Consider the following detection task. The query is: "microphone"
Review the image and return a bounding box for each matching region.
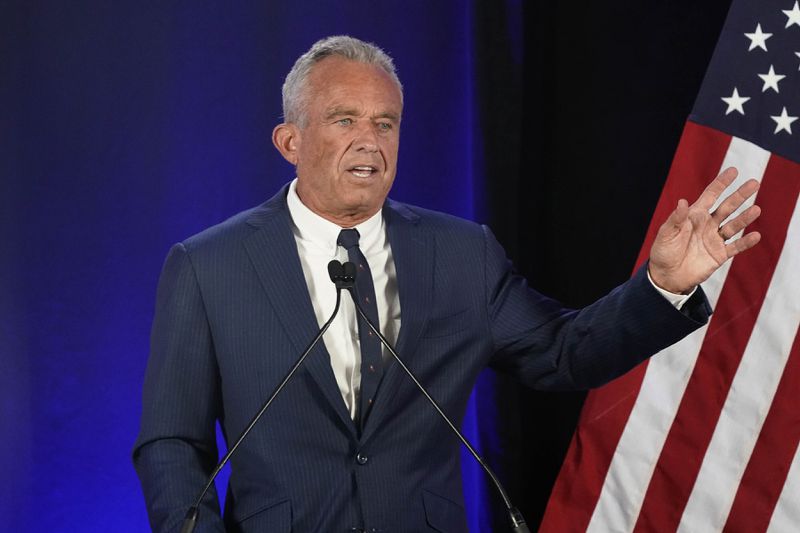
[180,260,348,533]
[328,258,355,289]
[341,261,531,533]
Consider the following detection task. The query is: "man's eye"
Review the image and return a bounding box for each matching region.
[377,122,392,131]
[337,118,353,126]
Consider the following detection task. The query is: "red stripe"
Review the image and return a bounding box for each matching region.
[539,121,731,532]
[723,327,800,533]
[633,153,800,532]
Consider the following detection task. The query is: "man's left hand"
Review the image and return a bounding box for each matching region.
[648,166,761,295]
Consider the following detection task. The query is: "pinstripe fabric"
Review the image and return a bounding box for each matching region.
[133,183,711,532]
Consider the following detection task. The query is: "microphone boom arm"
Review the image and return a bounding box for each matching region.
[180,287,344,533]
[344,284,531,533]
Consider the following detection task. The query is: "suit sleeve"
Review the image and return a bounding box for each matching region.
[132,243,225,532]
[482,225,712,390]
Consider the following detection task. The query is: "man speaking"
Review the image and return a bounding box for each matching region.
[133,36,761,532]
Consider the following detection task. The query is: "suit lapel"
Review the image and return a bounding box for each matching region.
[361,199,434,443]
[243,186,356,438]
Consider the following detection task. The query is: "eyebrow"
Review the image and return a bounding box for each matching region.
[374,111,401,122]
[324,106,359,120]
[323,107,400,122]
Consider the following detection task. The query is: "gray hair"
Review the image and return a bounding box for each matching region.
[281,35,403,126]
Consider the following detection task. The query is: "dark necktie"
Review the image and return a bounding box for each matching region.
[337,228,383,426]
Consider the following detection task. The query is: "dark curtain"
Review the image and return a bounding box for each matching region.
[1,1,730,531]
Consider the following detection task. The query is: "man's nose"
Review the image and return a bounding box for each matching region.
[353,123,379,152]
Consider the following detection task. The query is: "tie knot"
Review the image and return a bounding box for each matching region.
[337,228,361,250]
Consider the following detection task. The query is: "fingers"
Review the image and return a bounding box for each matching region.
[726,231,761,258]
[711,178,760,224]
[696,167,739,210]
[717,204,762,240]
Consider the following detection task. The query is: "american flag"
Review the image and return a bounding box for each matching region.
[540,0,800,531]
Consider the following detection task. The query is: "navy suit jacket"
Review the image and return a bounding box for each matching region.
[133,184,711,532]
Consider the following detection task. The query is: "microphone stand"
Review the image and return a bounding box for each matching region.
[180,261,350,533]
[342,262,531,533]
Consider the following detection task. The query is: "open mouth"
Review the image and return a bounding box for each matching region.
[349,166,378,178]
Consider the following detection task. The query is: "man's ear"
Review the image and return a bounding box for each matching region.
[272,123,300,165]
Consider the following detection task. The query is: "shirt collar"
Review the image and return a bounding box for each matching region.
[286,178,386,254]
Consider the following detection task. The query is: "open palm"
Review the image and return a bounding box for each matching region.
[648,167,762,294]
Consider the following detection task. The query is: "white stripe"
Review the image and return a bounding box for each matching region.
[766,441,800,533]
[678,194,800,531]
[587,136,770,532]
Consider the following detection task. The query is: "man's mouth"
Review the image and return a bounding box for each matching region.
[349,166,378,178]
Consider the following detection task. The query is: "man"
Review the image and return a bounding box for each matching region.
[133,36,761,532]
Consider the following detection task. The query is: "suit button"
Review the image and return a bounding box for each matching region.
[356,453,368,465]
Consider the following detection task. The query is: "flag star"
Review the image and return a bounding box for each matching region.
[744,23,772,51]
[758,65,785,92]
[784,1,800,28]
[721,88,750,115]
[771,107,797,134]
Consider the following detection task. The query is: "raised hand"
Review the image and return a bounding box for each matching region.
[648,167,762,294]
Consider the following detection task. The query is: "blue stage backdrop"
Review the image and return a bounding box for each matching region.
[2,2,521,531]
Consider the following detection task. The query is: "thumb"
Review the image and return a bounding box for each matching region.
[663,198,689,234]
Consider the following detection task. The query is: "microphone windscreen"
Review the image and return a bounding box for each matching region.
[343,261,357,281]
[327,260,343,282]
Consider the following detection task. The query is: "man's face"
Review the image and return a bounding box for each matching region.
[289,56,402,226]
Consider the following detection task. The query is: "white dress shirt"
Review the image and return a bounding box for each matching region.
[286,178,691,419]
[287,179,401,420]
